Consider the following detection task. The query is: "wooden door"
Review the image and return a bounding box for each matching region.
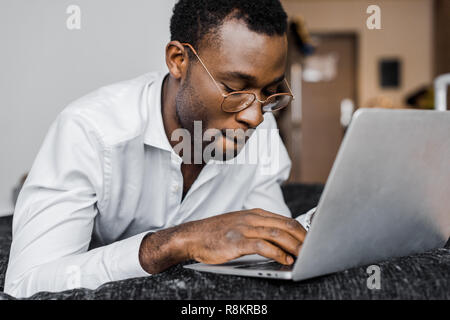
[281,33,357,184]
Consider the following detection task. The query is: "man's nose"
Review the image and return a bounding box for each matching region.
[234,100,264,129]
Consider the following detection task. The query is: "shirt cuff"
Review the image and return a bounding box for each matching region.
[295,207,317,232]
[111,231,152,280]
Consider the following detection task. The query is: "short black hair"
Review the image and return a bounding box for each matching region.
[170,0,288,52]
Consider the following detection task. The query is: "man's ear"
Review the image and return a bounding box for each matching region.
[165,41,189,80]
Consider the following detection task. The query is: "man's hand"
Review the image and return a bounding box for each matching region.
[139,208,306,274]
[182,208,306,265]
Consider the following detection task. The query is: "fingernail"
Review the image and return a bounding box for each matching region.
[287,256,294,264]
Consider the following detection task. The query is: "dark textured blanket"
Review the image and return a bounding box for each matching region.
[0,184,449,300]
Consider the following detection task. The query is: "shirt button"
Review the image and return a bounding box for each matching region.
[172,184,179,192]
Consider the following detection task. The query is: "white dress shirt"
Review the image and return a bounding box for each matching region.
[4,72,315,298]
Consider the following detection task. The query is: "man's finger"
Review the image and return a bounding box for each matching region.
[242,239,294,265]
[240,225,302,256]
[244,211,306,243]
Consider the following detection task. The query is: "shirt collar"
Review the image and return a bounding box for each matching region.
[142,73,242,173]
[143,73,228,171]
[143,73,225,193]
[144,72,174,152]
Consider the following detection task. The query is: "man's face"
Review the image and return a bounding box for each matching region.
[175,18,288,158]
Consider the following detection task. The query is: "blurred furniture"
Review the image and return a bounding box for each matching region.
[434,73,450,111]
[434,0,450,110]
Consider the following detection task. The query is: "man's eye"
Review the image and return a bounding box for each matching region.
[264,88,278,96]
[264,83,282,96]
[222,83,240,93]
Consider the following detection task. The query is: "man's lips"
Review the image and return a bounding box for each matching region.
[220,129,251,144]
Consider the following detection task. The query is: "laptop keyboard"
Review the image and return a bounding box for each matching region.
[234,260,294,272]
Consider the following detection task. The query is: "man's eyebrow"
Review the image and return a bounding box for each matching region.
[221,71,285,87]
[222,71,257,83]
[267,73,286,87]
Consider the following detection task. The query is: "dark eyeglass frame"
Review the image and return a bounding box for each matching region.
[181,42,294,113]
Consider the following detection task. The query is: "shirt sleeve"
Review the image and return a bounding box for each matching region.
[4,110,150,298]
[295,207,317,231]
[243,113,292,218]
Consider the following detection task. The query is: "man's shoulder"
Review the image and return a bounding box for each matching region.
[61,72,163,146]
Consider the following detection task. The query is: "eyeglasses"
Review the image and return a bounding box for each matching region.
[181,43,294,113]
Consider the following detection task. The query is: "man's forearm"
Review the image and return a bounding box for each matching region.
[138,225,191,274]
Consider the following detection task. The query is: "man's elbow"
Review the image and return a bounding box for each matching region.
[4,273,29,298]
[4,265,45,299]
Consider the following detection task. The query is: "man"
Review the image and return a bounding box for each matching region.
[5,0,313,298]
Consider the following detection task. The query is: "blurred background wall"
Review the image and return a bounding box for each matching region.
[279,0,449,184]
[281,0,434,110]
[0,0,176,216]
[0,0,449,214]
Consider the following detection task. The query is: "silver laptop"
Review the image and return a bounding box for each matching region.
[184,108,450,281]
